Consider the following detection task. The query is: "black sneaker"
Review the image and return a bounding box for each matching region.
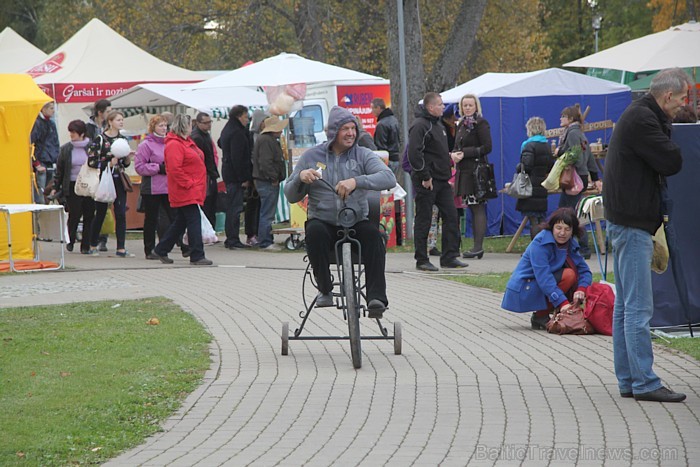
[98,241,108,252]
[66,243,74,252]
[440,258,468,269]
[367,299,386,319]
[428,247,441,257]
[315,292,334,307]
[416,261,439,272]
[634,386,686,402]
[190,258,213,266]
[154,252,174,264]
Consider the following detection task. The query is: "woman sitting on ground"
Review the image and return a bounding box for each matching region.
[501,207,592,330]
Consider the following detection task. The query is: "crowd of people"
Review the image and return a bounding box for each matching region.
[31,67,694,403]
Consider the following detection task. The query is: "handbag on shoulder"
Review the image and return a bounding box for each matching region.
[505,167,532,199]
[473,157,498,200]
[117,167,134,193]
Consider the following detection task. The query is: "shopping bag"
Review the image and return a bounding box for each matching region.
[541,157,567,191]
[504,169,532,199]
[74,162,100,198]
[651,223,669,273]
[100,207,115,235]
[183,206,219,245]
[559,165,575,191]
[94,166,117,203]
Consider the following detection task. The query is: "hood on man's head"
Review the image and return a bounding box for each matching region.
[325,106,357,146]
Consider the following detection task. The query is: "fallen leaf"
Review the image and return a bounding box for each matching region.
[31,371,36,377]
[91,447,102,452]
[147,318,160,325]
[27,392,32,397]
[41,351,50,355]
[16,452,25,458]
[60,372,71,377]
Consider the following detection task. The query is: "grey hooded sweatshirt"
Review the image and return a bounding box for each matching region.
[284,106,396,226]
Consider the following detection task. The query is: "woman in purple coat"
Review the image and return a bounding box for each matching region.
[135,115,188,259]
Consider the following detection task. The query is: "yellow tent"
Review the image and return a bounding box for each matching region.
[0,74,52,260]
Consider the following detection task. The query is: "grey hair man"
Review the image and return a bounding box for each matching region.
[604,67,692,403]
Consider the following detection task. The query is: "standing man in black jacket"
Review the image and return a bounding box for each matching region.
[219,105,253,249]
[371,98,400,176]
[407,92,468,271]
[191,112,220,228]
[604,68,691,403]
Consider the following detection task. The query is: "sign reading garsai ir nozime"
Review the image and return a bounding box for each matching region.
[37,82,147,103]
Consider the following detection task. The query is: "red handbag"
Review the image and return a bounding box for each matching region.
[546,300,595,335]
[583,282,615,335]
[559,165,575,191]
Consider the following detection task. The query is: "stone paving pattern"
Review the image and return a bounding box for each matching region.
[2,239,699,466]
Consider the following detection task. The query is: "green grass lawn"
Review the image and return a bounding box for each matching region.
[0,298,211,466]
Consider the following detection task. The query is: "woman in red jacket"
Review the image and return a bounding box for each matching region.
[153,114,212,266]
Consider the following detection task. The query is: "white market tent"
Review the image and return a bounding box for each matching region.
[0,27,46,73]
[564,21,700,72]
[25,18,208,140]
[106,83,268,118]
[439,68,631,237]
[189,52,384,89]
[28,18,207,103]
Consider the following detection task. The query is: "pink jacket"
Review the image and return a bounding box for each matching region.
[135,133,168,195]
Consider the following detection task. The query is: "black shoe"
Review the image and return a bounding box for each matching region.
[190,258,213,266]
[620,391,633,398]
[66,243,74,252]
[634,386,686,402]
[440,258,468,269]
[181,249,191,258]
[225,242,249,250]
[315,292,334,307]
[531,313,550,330]
[416,261,439,272]
[98,241,108,252]
[146,252,160,260]
[428,247,441,257]
[462,249,484,259]
[367,299,386,319]
[154,252,174,264]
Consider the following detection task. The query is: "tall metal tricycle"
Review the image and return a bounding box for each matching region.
[281,186,401,369]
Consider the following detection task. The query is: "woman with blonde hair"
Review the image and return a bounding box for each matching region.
[87,110,133,257]
[153,114,212,266]
[453,93,493,259]
[135,114,190,259]
[516,116,555,239]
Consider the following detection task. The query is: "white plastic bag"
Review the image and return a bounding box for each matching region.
[74,162,100,198]
[184,206,219,245]
[94,166,117,203]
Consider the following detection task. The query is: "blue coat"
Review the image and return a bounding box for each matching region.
[501,230,592,312]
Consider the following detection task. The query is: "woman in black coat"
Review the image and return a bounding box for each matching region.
[516,117,555,239]
[453,93,493,259]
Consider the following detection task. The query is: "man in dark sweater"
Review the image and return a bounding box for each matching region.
[407,92,467,271]
[191,112,220,228]
[604,68,691,403]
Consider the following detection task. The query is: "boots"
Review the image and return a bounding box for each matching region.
[530,312,551,330]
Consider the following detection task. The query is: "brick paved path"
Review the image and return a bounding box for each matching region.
[2,241,698,466]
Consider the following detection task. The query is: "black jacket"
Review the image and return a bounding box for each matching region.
[374,108,400,160]
[453,116,492,197]
[407,105,452,182]
[516,140,554,213]
[218,118,253,184]
[30,115,60,165]
[603,94,682,234]
[191,126,220,181]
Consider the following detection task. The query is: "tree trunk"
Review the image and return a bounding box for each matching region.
[426,0,488,92]
[294,0,326,61]
[386,0,425,145]
[687,0,697,21]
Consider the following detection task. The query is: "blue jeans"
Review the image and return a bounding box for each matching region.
[255,180,278,248]
[607,222,662,395]
[225,182,245,246]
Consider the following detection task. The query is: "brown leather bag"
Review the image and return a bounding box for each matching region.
[546,300,595,335]
[559,165,575,191]
[118,167,134,193]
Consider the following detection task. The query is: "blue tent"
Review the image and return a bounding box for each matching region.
[441,68,631,236]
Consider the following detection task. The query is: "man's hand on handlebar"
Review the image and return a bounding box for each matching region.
[300,168,322,184]
[335,178,357,200]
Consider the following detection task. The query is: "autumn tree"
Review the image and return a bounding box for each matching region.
[649,0,698,30]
